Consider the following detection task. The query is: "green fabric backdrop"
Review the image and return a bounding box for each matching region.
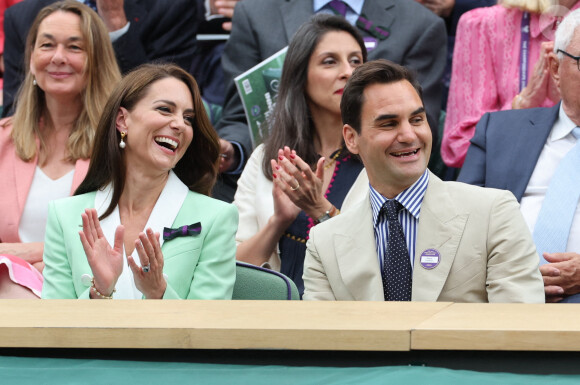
[1,356,579,385]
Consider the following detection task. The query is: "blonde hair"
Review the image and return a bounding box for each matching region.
[11,0,121,163]
[501,0,556,14]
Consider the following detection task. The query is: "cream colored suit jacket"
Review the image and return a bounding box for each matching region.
[303,171,545,303]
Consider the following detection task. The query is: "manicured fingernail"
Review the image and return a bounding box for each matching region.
[290,154,295,159]
[279,156,284,160]
[273,173,277,178]
[275,165,280,170]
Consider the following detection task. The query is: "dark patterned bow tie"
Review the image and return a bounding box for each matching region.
[163,222,201,241]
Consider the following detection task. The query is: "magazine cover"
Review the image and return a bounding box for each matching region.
[234,47,288,148]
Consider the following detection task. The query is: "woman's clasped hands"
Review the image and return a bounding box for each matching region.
[79,209,167,299]
[271,146,332,223]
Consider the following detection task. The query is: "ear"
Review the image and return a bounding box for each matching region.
[29,55,36,77]
[116,107,129,133]
[549,52,561,91]
[343,124,360,155]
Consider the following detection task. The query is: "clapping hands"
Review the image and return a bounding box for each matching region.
[79,209,167,299]
[271,146,332,221]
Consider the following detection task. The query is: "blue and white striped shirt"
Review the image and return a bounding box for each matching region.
[369,171,429,271]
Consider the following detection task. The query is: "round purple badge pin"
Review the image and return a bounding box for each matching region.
[420,249,440,269]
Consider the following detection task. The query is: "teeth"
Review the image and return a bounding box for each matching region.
[392,149,419,157]
[154,137,178,150]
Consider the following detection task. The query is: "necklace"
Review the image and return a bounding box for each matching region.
[323,147,343,170]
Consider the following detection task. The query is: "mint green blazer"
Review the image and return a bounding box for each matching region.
[42,190,238,300]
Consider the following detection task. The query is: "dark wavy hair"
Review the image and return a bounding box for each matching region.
[75,63,220,220]
[261,14,367,179]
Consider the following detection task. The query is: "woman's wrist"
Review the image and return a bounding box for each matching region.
[90,277,115,299]
[306,200,333,221]
[144,281,167,300]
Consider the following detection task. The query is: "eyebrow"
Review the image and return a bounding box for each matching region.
[39,33,83,41]
[316,50,363,58]
[374,106,425,123]
[154,99,194,114]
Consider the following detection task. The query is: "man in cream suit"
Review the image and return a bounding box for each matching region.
[302,60,545,303]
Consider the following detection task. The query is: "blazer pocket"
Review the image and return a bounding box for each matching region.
[162,237,202,262]
[163,248,202,292]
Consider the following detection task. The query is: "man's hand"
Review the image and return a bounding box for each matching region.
[96,0,128,32]
[213,0,241,31]
[540,252,580,302]
[218,138,239,173]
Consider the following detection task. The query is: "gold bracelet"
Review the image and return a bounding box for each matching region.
[91,278,115,299]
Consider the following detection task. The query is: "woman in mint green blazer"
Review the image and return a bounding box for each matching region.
[42,64,238,300]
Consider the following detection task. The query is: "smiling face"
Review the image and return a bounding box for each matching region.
[29,11,87,100]
[344,80,432,198]
[117,77,195,176]
[305,30,364,119]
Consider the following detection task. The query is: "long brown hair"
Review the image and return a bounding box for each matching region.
[261,14,367,180]
[11,0,120,162]
[75,63,220,220]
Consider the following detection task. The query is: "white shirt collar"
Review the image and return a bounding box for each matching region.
[551,103,578,142]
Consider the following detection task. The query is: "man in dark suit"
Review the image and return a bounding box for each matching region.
[458,9,580,303]
[3,0,201,116]
[214,0,447,202]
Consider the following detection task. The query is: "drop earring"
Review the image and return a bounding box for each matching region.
[32,78,37,86]
[119,131,127,149]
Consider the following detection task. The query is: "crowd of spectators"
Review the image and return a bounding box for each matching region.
[1,0,580,305]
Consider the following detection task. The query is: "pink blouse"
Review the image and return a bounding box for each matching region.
[441,4,579,168]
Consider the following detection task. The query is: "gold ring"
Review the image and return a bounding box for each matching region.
[290,180,300,191]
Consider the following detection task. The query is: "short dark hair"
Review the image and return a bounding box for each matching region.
[341,59,423,133]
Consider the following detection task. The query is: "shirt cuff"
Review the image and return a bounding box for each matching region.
[224,141,245,175]
[109,21,131,43]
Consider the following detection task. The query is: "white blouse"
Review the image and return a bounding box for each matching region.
[19,167,74,243]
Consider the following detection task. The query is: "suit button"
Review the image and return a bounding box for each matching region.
[81,274,92,287]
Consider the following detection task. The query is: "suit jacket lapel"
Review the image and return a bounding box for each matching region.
[333,195,384,300]
[281,0,314,42]
[412,173,468,302]
[13,154,36,219]
[145,172,188,249]
[70,158,90,194]
[507,103,559,200]
[360,0,395,33]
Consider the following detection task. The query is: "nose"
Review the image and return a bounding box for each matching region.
[51,44,66,65]
[169,115,187,131]
[339,60,355,79]
[396,121,418,143]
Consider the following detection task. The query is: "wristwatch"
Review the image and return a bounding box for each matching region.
[314,205,339,224]
[316,209,332,224]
